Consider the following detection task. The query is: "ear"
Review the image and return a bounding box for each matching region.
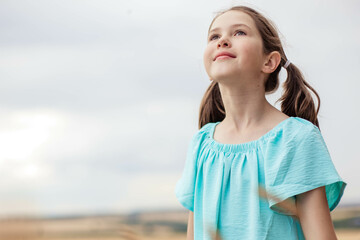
[262,51,281,74]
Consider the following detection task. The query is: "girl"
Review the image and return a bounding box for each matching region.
[175,5,347,240]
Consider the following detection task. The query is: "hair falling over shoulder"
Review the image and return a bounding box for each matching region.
[198,6,320,130]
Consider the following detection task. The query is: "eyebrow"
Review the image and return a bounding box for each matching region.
[209,23,251,34]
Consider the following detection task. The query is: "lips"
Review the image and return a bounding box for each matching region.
[214,51,236,61]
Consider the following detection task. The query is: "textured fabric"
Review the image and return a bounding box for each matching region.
[175,116,347,240]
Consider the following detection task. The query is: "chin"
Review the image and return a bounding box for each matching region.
[210,71,239,82]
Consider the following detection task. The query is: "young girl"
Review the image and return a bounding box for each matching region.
[175,5,347,240]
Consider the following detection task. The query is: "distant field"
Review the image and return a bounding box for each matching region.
[1,206,359,239]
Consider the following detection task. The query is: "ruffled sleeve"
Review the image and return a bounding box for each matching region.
[174,128,205,212]
[263,123,347,216]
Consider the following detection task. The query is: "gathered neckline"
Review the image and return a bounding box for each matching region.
[207,117,295,153]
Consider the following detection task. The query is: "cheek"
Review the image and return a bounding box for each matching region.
[248,41,263,59]
[203,46,213,72]
[237,41,263,66]
[240,42,256,56]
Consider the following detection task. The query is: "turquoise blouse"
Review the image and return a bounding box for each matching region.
[175,117,346,239]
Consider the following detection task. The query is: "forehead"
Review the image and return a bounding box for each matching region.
[210,10,256,32]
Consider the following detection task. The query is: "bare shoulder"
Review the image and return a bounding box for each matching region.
[265,108,290,127]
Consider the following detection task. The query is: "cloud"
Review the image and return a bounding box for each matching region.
[0,0,359,215]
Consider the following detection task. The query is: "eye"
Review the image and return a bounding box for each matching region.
[235,30,246,36]
[209,34,219,41]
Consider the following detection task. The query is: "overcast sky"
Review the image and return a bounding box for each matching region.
[0,0,359,217]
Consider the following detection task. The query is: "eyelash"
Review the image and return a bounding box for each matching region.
[209,30,246,41]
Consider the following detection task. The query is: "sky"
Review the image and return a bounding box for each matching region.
[0,0,359,217]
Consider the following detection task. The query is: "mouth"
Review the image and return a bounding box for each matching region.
[214,52,236,61]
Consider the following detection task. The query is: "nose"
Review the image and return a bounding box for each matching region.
[217,37,231,48]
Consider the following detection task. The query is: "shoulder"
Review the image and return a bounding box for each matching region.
[291,116,318,128]
[267,117,321,148]
[264,117,329,164]
[199,121,216,133]
[188,121,216,145]
[284,117,319,138]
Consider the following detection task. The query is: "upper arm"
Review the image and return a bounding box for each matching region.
[187,210,194,240]
[296,186,338,240]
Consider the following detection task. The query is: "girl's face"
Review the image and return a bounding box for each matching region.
[203,10,265,82]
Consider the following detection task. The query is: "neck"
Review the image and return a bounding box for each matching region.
[218,80,274,131]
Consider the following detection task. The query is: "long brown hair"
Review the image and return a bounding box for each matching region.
[198,6,320,130]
